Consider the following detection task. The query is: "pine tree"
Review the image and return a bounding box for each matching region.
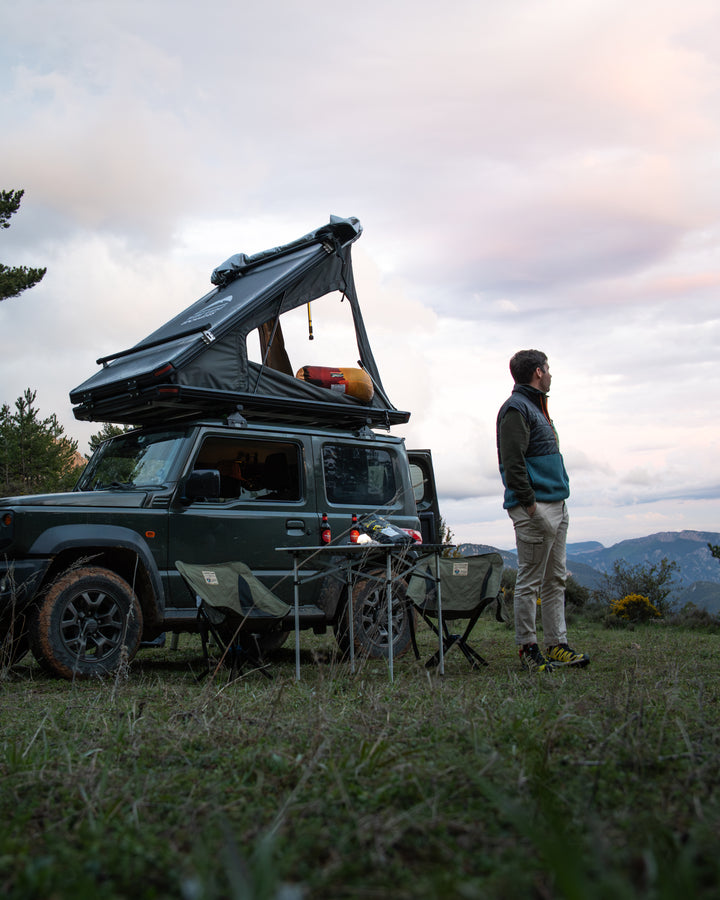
[0,389,84,496]
[0,189,47,301]
[88,423,133,455]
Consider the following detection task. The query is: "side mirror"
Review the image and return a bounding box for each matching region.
[182,469,221,502]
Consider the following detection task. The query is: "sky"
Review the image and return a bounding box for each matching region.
[2,0,720,550]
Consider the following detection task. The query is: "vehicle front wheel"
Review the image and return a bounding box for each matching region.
[30,567,143,679]
[334,572,414,659]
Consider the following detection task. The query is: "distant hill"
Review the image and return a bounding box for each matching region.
[459,543,518,569]
[566,541,604,554]
[458,530,720,611]
[670,581,720,614]
[566,531,720,585]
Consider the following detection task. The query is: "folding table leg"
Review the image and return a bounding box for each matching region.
[434,550,445,675]
[386,551,394,682]
[346,558,355,674]
[293,555,301,681]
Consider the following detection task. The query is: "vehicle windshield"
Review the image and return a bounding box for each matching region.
[76,429,189,490]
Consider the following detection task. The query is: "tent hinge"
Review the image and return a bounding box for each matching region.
[227,408,248,429]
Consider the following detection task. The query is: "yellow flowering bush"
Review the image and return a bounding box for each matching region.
[610,593,661,623]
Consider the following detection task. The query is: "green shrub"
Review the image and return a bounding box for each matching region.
[591,557,679,616]
[668,602,720,632]
[565,575,589,609]
[609,593,661,623]
[602,612,633,630]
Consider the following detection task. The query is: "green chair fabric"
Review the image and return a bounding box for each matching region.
[407,553,504,670]
[407,553,504,616]
[175,560,291,620]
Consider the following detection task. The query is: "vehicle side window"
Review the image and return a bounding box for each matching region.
[192,437,302,502]
[409,462,427,504]
[323,444,397,506]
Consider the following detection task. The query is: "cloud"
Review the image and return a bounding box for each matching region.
[2,0,720,548]
[3,70,209,245]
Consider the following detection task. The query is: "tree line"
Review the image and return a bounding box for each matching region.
[0,389,85,496]
[0,389,128,497]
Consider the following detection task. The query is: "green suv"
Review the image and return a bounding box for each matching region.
[0,215,442,678]
[0,417,439,678]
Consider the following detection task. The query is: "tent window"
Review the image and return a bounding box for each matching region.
[247,292,362,374]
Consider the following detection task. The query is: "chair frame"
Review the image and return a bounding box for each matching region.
[196,598,275,679]
[409,554,503,671]
[411,595,498,669]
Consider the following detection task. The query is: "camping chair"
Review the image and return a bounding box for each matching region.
[175,560,292,679]
[407,553,504,670]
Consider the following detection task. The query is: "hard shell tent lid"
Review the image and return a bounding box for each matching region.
[70,216,410,428]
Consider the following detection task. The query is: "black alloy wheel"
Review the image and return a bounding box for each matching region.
[334,571,414,659]
[30,566,143,679]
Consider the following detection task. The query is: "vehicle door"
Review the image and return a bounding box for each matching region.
[315,436,420,536]
[408,449,442,544]
[166,430,314,609]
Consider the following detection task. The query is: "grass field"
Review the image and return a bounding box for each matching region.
[1,616,719,899]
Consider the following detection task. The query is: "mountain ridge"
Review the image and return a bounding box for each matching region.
[458,529,720,611]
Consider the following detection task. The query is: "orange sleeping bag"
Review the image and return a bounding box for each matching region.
[296,366,374,403]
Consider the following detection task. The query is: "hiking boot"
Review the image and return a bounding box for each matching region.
[545,643,590,668]
[519,643,554,673]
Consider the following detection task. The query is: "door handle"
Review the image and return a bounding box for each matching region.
[285,519,306,533]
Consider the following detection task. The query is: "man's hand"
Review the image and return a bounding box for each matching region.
[525,503,537,516]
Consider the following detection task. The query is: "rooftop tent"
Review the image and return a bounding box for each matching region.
[70,216,410,428]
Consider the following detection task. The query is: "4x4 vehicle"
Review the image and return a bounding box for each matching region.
[0,215,443,678]
[0,418,440,678]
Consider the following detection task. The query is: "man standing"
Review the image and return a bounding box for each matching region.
[496,350,589,672]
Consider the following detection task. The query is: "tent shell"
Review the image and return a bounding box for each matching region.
[70,216,410,429]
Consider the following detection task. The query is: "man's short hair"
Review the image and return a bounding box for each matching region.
[509,350,548,384]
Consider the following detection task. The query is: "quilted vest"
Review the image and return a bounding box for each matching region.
[497,384,569,508]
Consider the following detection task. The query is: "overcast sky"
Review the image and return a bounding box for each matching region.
[2,0,719,549]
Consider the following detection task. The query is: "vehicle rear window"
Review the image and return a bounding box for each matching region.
[322,444,397,506]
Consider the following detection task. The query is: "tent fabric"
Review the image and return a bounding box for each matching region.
[210,215,363,287]
[70,216,408,427]
[175,560,291,619]
[407,553,504,615]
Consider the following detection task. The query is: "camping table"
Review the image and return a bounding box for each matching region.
[276,543,453,681]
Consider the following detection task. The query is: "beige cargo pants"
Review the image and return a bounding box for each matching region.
[508,500,569,647]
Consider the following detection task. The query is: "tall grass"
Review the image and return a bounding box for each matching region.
[1,618,718,899]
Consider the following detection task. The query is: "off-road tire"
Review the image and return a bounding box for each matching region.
[30,566,143,679]
[334,571,414,659]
